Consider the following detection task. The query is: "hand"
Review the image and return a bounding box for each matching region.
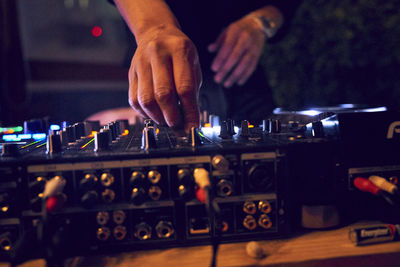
[129,26,202,133]
[209,15,267,88]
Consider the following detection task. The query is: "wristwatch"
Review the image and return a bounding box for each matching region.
[252,15,277,38]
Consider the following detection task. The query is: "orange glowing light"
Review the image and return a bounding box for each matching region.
[248,125,254,128]
[204,123,211,128]
[122,130,129,136]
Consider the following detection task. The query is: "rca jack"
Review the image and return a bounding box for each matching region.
[148,170,162,184]
[113,225,127,241]
[243,201,256,215]
[216,179,233,197]
[97,227,111,241]
[258,214,272,229]
[101,189,115,203]
[155,221,175,239]
[96,211,110,225]
[243,215,257,230]
[135,222,152,240]
[258,200,272,214]
[0,236,12,251]
[100,172,115,187]
[148,185,162,200]
[113,210,126,225]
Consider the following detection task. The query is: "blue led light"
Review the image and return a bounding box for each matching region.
[50,124,61,131]
[2,135,21,142]
[32,133,47,140]
[18,134,32,140]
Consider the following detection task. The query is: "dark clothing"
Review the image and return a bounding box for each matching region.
[166,0,299,123]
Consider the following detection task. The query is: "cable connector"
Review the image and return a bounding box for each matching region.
[193,168,211,189]
[43,176,66,198]
[369,175,398,195]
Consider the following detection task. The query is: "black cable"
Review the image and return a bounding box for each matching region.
[205,187,221,267]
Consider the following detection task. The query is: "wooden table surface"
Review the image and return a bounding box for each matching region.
[6,221,400,267]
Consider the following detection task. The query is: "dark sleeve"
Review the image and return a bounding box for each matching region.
[269,0,302,41]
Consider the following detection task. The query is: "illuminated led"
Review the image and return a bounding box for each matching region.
[0,126,23,134]
[18,134,32,140]
[1,206,9,213]
[156,128,160,135]
[50,124,61,131]
[248,125,254,128]
[89,131,98,138]
[299,110,322,116]
[91,26,103,37]
[360,107,387,113]
[32,133,47,140]
[2,135,20,142]
[122,130,129,136]
[204,123,211,128]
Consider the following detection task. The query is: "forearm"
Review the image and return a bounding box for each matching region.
[114,0,181,42]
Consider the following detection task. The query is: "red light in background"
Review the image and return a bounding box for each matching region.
[91,26,103,37]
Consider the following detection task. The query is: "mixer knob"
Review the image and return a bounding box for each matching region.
[188,127,202,147]
[94,130,110,152]
[59,128,69,146]
[84,120,100,136]
[212,155,229,171]
[116,119,129,135]
[141,126,157,150]
[209,115,220,127]
[219,121,231,139]
[312,121,325,137]
[24,119,46,134]
[106,122,118,141]
[65,125,75,143]
[269,119,281,133]
[239,120,250,138]
[73,122,85,140]
[227,119,236,136]
[46,134,62,154]
[1,143,19,157]
[262,119,270,133]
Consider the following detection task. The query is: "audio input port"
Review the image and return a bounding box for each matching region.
[243,201,256,215]
[96,211,110,225]
[80,173,98,190]
[131,171,146,187]
[135,222,152,240]
[113,210,126,224]
[258,214,272,229]
[113,225,127,241]
[97,227,111,241]
[100,172,115,187]
[148,170,161,184]
[248,164,274,191]
[217,179,233,197]
[216,221,229,233]
[0,236,12,251]
[101,189,115,203]
[155,221,175,239]
[148,185,162,200]
[258,200,272,214]
[243,215,257,230]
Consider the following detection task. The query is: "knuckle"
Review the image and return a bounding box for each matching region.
[178,85,195,99]
[154,87,173,103]
[138,93,156,109]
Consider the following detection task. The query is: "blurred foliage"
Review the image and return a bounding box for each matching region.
[262,0,400,109]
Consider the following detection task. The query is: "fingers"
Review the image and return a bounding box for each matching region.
[225,51,259,87]
[213,34,250,86]
[128,67,147,119]
[151,55,181,127]
[208,30,226,53]
[211,26,241,73]
[172,51,200,132]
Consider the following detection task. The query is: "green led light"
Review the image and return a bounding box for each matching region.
[0,126,23,133]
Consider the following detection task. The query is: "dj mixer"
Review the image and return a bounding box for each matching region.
[0,105,399,264]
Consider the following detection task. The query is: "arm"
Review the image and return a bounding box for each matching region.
[209,5,284,88]
[114,0,202,133]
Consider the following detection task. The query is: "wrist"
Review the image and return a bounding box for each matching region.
[248,5,283,39]
[135,23,182,44]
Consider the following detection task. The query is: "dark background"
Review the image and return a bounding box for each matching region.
[1,0,400,124]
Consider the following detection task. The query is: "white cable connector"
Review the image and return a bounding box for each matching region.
[43,176,66,198]
[369,175,397,195]
[193,168,211,189]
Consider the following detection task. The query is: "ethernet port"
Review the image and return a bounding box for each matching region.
[189,217,210,235]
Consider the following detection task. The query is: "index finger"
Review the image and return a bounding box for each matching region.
[172,54,200,133]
